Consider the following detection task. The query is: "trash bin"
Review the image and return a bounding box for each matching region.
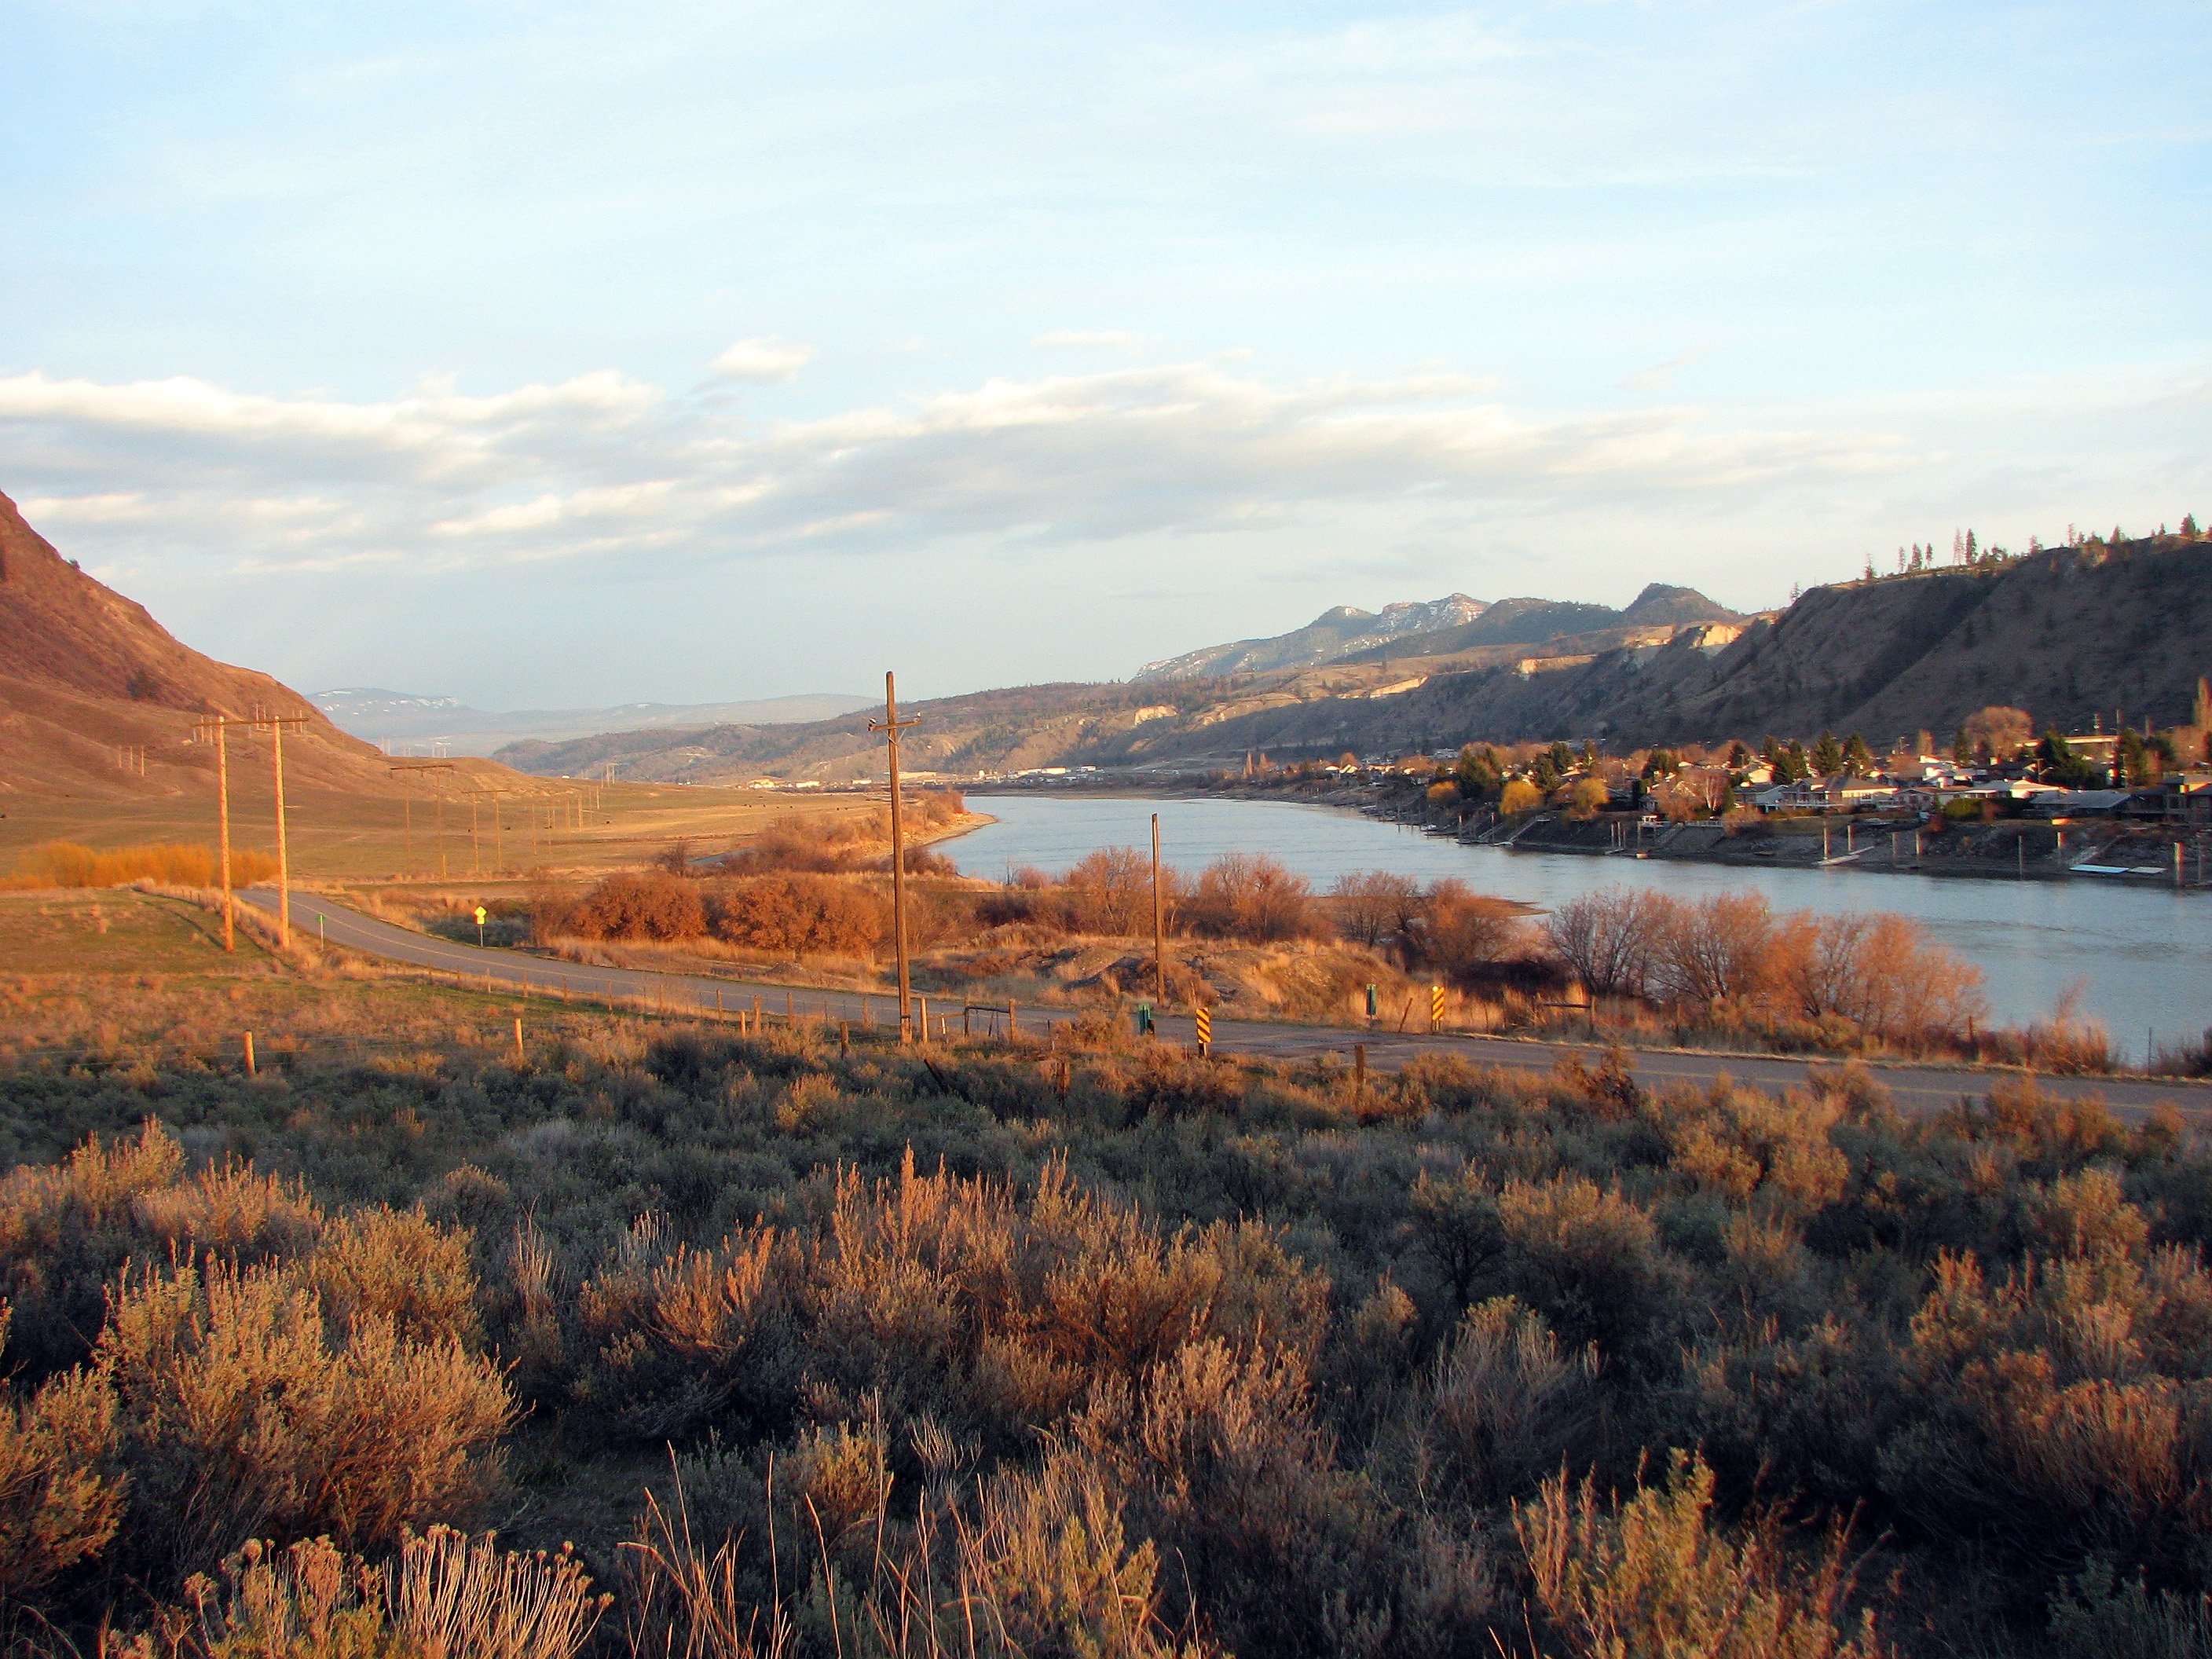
[1135,1003,1153,1036]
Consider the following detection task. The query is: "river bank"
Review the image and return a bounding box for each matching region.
[950,792,2212,1065]
[975,776,2208,890]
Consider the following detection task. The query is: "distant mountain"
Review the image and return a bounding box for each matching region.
[1137,584,1742,682]
[312,688,876,756]
[1133,594,1487,681]
[1338,584,1741,665]
[497,535,2212,783]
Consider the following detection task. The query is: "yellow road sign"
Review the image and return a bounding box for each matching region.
[1194,1007,1212,1049]
[474,906,488,925]
[1430,983,1446,1027]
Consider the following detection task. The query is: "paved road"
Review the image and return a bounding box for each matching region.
[247,888,2210,1124]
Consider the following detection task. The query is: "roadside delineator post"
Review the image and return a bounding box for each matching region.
[244,1031,256,1075]
[514,1017,524,1065]
[1195,1006,1211,1057]
[1430,984,1445,1034]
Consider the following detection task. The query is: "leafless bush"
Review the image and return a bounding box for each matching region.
[1184,855,1327,943]
[1546,887,1674,1000]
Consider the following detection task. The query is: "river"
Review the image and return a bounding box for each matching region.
[949,793,2210,1063]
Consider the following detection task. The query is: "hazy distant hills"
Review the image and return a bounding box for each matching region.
[312,688,875,756]
[1135,584,1741,683]
[1134,594,1488,680]
[501,539,2212,783]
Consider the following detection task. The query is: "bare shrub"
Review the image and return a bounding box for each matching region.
[1064,848,1155,936]
[1546,887,1678,1000]
[1655,892,1778,1006]
[1777,913,1985,1046]
[1332,872,1420,950]
[1411,881,1532,984]
[1516,1448,1887,1659]
[1185,855,1326,943]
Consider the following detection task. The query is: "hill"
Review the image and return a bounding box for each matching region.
[500,534,2212,782]
[311,687,876,756]
[1133,594,1486,680]
[0,490,509,802]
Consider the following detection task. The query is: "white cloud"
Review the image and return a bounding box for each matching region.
[0,354,1927,584]
[1034,330,1145,351]
[1621,346,1719,393]
[710,337,812,382]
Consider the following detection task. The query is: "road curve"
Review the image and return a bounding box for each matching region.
[246,888,2210,1125]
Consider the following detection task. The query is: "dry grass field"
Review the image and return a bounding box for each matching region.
[0,778,899,884]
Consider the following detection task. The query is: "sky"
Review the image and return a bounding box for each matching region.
[3,2,2207,709]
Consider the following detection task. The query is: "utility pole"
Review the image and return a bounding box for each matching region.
[870,672,921,1042]
[1152,811,1166,1007]
[389,763,456,880]
[256,712,310,946]
[192,715,240,950]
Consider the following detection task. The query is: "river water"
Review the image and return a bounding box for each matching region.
[949,793,2210,1062]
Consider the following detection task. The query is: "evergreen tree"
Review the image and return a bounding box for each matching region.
[1779,742,1811,783]
[2037,729,2097,789]
[1965,529,1978,562]
[2118,728,2149,786]
[1547,739,1574,776]
[1844,732,1874,775]
[1533,753,1561,792]
[2182,512,2199,539]
[1953,729,1974,765]
[1811,731,1844,777]
[1727,740,1751,771]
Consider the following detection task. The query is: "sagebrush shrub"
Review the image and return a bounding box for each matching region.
[97,1259,514,1575]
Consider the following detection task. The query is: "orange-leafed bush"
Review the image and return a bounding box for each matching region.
[709,873,888,958]
[557,872,706,941]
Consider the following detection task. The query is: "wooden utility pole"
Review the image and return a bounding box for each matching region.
[1152,811,1166,1007]
[258,712,309,945]
[870,672,921,1042]
[192,715,240,950]
[390,763,456,879]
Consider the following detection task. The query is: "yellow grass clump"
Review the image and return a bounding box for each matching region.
[5,842,280,892]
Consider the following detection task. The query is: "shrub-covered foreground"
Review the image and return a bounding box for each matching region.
[2,983,2210,1657]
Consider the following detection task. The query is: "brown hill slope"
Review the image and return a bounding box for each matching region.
[0,490,504,802]
[504,533,2211,782]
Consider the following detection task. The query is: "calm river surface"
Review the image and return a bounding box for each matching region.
[951,793,2210,1063]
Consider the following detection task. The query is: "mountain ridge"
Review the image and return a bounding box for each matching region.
[312,687,876,755]
[500,537,2211,783]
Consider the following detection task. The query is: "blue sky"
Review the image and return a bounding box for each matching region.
[3,2,2207,706]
